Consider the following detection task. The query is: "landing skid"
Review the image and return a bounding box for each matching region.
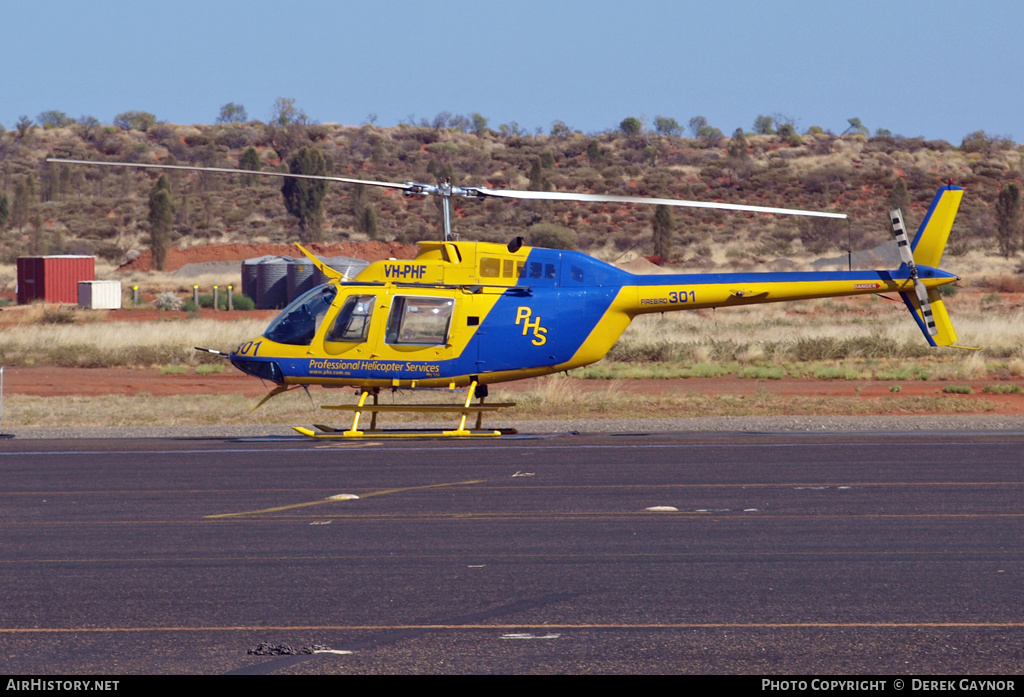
[293,381,516,438]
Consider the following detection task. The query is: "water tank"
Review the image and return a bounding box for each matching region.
[255,256,291,309]
[241,255,278,303]
[286,259,320,303]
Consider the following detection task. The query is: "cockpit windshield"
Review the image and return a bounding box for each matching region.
[263,284,337,346]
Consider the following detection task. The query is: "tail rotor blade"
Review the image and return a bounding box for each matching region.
[889,208,916,267]
[914,278,938,336]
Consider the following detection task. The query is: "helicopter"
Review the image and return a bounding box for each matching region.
[48,158,966,438]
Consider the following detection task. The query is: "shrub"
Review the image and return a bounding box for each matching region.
[113,111,157,131]
[231,294,256,311]
[197,293,228,310]
[38,308,78,325]
[982,384,1024,394]
[620,117,642,136]
[942,384,973,394]
[528,223,578,250]
[153,292,184,311]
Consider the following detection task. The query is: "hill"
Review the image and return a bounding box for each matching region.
[1,121,1021,269]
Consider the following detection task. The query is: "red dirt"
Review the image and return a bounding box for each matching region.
[119,241,419,273]
[3,369,1022,415]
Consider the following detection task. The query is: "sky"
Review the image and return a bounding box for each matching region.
[3,0,1021,144]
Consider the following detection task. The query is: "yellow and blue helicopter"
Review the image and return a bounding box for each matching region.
[49,158,965,438]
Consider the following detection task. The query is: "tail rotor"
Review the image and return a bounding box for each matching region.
[890,208,937,337]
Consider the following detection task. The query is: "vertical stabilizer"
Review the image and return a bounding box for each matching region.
[911,185,963,268]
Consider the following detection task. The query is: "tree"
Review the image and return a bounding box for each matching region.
[362,203,378,239]
[753,115,776,135]
[45,163,64,202]
[995,182,1021,258]
[281,146,328,242]
[0,193,9,230]
[528,157,547,191]
[431,111,452,130]
[550,120,571,138]
[728,128,749,160]
[888,178,909,215]
[11,175,35,231]
[961,130,1009,155]
[689,116,722,146]
[148,175,174,272]
[114,111,156,131]
[842,117,869,136]
[652,205,673,258]
[37,110,74,129]
[240,147,260,187]
[29,211,46,255]
[271,97,307,127]
[471,113,489,136]
[217,102,248,124]
[654,116,681,137]
[620,116,642,136]
[15,115,34,138]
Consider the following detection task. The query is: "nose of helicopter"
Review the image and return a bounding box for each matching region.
[229,339,285,383]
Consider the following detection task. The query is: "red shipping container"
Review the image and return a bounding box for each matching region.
[17,256,95,305]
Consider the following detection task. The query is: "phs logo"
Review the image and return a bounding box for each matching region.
[515,306,547,346]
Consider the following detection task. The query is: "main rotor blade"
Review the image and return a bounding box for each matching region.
[49,158,848,219]
[465,186,848,219]
[46,158,416,193]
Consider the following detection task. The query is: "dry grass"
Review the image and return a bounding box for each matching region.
[604,292,1023,373]
[3,392,319,427]
[0,317,267,367]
